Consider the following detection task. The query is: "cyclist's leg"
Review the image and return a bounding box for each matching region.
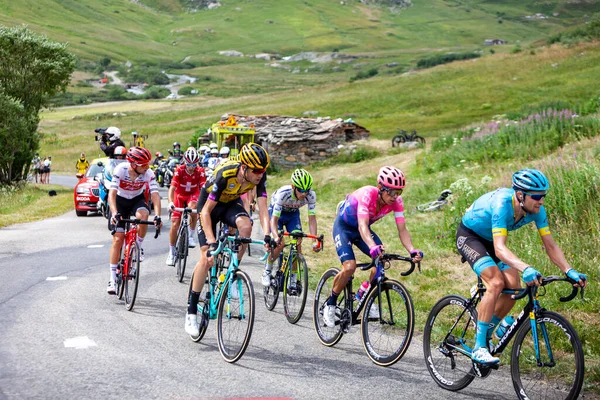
[493,264,520,321]
[354,229,382,284]
[226,200,251,262]
[330,217,362,299]
[288,212,303,254]
[170,192,184,248]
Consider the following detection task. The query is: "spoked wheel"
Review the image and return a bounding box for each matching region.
[176,227,189,283]
[415,135,426,145]
[263,269,280,311]
[116,261,124,300]
[313,267,346,347]
[361,279,414,366]
[217,270,255,363]
[283,254,309,324]
[392,135,406,147]
[423,295,478,391]
[188,269,210,342]
[511,310,584,400]
[124,242,140,311]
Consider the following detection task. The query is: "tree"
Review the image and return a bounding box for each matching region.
[0,25,76,183]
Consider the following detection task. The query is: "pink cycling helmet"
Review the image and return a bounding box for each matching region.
[378,166,406,189]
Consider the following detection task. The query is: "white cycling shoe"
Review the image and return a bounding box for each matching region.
[323,305,336,328]
[472,347,500,365]
[185,313,200,337]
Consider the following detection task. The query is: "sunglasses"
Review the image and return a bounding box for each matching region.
[295,187,310,194]
[186,163,198,167]
[134,163,150,169]
[525,192,547,201]
[251,168,267,174]
[382,187,402,197]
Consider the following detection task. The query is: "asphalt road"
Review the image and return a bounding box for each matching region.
[0,179,522,399]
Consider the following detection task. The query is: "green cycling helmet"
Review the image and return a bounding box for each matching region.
[291,168,313,191]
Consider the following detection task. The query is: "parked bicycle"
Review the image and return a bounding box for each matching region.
[313,253,418,366]
[391,129,426,147]
[187,231,267,363]
[264,231,324,324]
[112,218,161,311]
[172,206,198,283]
[416,189,452,213]
[423,275,585,399]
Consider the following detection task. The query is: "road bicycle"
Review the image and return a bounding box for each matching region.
[391,129,426,147]
[313,253,418,366]
[423,275,585,399]
[263,231,324,324]
[172,206,197,283]
[416,189,452,213]
[112,218,161,311]
[187,231,267,363]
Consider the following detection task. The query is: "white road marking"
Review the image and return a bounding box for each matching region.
[64,336,97,349]
[87,245,104,248]
[46,276,68,281]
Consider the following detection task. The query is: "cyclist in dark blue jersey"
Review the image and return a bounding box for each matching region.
[456,168,587,365]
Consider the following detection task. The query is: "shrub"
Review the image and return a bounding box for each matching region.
[416,52,480,69]
[349,68,378,82]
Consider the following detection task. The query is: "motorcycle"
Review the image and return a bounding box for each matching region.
[163,157,179,187]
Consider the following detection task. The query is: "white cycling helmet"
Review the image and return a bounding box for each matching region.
[209,142,218,149]
[106,126,121,142]
[210,148,219,155]
[219,146,230,156]
[184,147,200,164]
[199,145,209,154]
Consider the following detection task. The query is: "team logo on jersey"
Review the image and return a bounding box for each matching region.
[457,235,466,249]
[228,183,235,189]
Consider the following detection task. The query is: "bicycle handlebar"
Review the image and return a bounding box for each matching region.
[510,275,583,302]
[357,253,419,277]
[110,218,161,238]
[282,231,324,243]
[172,207,198,214]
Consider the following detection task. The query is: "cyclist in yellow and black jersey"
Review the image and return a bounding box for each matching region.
[185,143,272,337]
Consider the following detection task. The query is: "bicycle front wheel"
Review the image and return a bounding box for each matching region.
[511,310,584,400]
[187,269,210,342]
[263,269,280,311]
[361,279,414,366]
[423,295,477,391]
[124,241,140,311]
[176,227,188,283]
[313,267,345,347]
[217,270,255,363]
[392,135,405,147]
[283,253,309,324]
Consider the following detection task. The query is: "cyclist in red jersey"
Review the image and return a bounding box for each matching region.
[166,147,206,265]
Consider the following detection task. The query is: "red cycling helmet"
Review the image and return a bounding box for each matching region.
[377,166,406,189]
[126,146,152,166]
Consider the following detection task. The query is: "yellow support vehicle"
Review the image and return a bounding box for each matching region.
[198,115,255,158]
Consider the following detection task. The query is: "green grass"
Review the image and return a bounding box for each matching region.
[0,183,73,227]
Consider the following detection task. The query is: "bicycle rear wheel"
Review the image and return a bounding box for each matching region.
[313,267,345,347]
[187,269,211,342]
[124,241,140,311]
[217,270,255,363]
[263,257,282,311]
[283,253,309,324]
[116,261,124,300]
[361,279,414,366]
[423,295,477,391]
[511,310,584,400]
[176,227,188,283]
[415,135,426,145]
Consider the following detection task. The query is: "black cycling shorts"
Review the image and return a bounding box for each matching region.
[108,194,149,232]
[196,188,249,247]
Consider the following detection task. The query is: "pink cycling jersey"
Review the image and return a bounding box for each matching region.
[338,186,405,227]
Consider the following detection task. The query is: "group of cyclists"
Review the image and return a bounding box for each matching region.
[101,126,588,367]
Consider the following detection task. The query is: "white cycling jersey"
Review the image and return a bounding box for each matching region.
[270,185,316,217]
[110,162,159,199]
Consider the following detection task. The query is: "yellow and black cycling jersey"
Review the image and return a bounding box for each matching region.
[205,159,266,203]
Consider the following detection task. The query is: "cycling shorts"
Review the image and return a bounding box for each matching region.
[332,216,382,264]
[108,194,149,232]
[171,191,199,219]
[268,206,302,234]
[196,188,249,247]
[456,222,510,276]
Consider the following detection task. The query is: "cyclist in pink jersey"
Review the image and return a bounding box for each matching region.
[323,166,423,327]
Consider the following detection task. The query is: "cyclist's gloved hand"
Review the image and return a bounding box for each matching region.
[369,245,383,260]
[410,249,424,260]
[110,212,122,226]
[168,202,175,210]
[522,266,542,285]
[264,235,273,247]
[566,268,587,286]
[312,241,322,253]
[154,215,162,228]
[208,242,218,256]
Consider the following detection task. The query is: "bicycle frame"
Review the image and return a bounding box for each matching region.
[277,231,324,292]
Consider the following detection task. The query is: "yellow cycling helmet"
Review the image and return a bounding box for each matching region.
[239,143,270,170]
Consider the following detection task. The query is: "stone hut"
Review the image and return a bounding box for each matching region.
[223,114,370,168]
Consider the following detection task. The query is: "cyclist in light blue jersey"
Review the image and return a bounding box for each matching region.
[456,168,587,365]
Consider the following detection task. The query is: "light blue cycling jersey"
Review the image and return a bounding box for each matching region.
[462,188,550,242]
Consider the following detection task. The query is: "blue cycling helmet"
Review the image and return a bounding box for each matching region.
[512,169,550,192]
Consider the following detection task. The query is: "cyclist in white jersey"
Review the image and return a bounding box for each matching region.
[106,147,162,295]
[261,169,322,286]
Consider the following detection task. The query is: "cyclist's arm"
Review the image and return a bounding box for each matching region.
[168,185,176,204]
[270,214,281,242]
[108,189,118,215]
[308,214,318,238]
[540,233,571,274]
[258,195,270,238]
[200,198,218,244]
[358,217,377,249]
[151,191,161,217]
[493,235,529,272]
[395,221,418,255]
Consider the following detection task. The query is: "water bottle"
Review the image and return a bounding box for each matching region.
[494,315,515,340]
[217,273,225,292]
[355,281,370,300]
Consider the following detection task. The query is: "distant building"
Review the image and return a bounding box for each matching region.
[484,39,507,46]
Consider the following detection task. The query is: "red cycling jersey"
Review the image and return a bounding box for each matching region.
[171,164,206,196]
